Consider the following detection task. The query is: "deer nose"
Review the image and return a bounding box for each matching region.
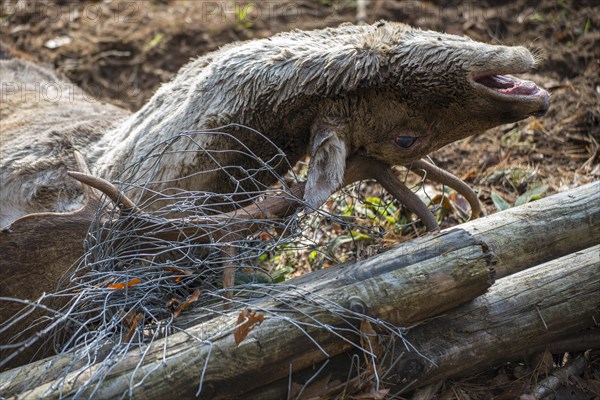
[529,89,551,117]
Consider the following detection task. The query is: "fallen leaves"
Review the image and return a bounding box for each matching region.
[430,191,471,220]
[173,289,201,319]
[107,278,142,290]
[163,266,193,282]
[234,309,265,345]
[124,312,143,343]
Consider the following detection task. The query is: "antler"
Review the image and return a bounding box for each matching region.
[67,171,139,213]
[344,156,441,231]
[67,172,304,237]
[67,172,305,295]
[343,156,484,232]
[67,157,481,294]
[410,159,482,220]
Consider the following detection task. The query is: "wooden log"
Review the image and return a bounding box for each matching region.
[457,181,600,278]
[1,233,496,398]
[383,244,600,392]
[1,182,598,398]
[245,245,600,399]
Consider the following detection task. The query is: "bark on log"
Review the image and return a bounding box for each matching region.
[245,246,600,399]
[384,244,600,392]
[1,182,598,399]
[457,181,599,278]
[0,233,495,398]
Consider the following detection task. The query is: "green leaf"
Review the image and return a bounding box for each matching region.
[584,19,591,35]
[341,204,355,216]
[530,12,544,21]
[515,185,548,207]
[350,231,372,241]
[270,264,294,283]
[143,32,165,52]
[491,191,511,211]
[365,197,381,205]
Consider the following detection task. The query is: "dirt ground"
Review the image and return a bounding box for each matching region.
[1,0,599,398]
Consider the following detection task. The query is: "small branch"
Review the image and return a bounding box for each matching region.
[531,354,587,399]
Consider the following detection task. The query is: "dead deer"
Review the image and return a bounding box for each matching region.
[1,21,549,229]
[0,22,550,368]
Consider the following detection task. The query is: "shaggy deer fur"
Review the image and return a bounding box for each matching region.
[0,21,550,227]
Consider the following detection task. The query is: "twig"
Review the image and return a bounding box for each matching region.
[530,354,587,399]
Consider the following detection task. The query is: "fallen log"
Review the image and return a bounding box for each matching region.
[0,231,495,398]
[1,182,598,398]
[254,245,598,399]
[384,244,600,392]
[456,181,599,278]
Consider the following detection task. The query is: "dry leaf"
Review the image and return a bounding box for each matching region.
[108,278,142,290]
[234,308,265,345]
[163,266,193,282]
[431,193,454,212]
[173,289,201,319]
[259,232,272,241]
[122,309,137,326]
[360,318,381,375]
[166,298,180,312]
[528,116,547,133]
[449,192,470,219]
[124,313,143,343]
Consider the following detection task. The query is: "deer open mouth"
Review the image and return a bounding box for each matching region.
[472,72,550,116]
[474,74,542,96]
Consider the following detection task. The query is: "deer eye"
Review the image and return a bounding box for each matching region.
[394,136,417,149]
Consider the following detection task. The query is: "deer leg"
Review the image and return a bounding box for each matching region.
[410,160,482,220]
[345,157,440,232]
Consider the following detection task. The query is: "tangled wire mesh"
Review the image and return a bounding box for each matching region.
[1,125,441,398]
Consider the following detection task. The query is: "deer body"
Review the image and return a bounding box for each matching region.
[0,22,550,227]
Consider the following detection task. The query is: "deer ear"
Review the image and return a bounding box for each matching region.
[304,128,347,211]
